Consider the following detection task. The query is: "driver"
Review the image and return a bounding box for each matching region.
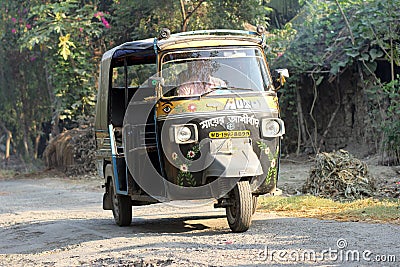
[177,60,226,96]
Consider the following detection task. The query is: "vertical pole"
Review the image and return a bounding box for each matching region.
[124,57,128,110]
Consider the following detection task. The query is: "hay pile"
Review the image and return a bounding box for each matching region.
[43,124,96,176]
[303,150,376,200]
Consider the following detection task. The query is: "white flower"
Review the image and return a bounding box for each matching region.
[180,164,188,172]
[271,159,277,168]
[187,150,196,159]
[264,147,270,155]
[172,152,178,161]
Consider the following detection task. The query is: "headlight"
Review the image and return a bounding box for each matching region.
[177,126,191,142]
[170,124,198,144]
[261,118,285,138]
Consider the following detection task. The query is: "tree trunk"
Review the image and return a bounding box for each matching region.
[19,112,31,160]
[34,133,41,160]
[51,112,60,138]
[179,0,188,32]
[296,84,307,155]
[23,132,29,160]
[179,0,206,32]
[4,130,11,162]
[0,123,12,162]
[44,61,59,138]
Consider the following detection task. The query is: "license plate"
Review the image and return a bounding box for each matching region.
[208,130,250,139]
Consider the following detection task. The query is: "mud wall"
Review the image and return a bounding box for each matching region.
[281,67,376,157]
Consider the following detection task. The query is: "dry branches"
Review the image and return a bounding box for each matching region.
[303,150,376,200]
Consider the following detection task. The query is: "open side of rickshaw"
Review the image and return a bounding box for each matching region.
[95,28,287,232]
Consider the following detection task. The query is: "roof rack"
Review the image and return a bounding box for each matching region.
[153,26,267,56]
[158,26,266,41]
[173,29,259,37]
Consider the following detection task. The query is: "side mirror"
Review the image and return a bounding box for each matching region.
[148,76,164,88]
[272,68,289,90]
[158,28,171,40]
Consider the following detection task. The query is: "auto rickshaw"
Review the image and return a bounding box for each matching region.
[95,27,287,232]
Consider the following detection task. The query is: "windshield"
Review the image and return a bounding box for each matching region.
[160,47,271,97]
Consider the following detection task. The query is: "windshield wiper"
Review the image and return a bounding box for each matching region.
[199,86,254,97]
[199,86,231,97]
[228,87,254,91]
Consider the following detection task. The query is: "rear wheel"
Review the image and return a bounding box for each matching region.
[110,181,132,226]
[226,181,253,232]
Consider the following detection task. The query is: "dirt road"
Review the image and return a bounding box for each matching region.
[0,168,399,266]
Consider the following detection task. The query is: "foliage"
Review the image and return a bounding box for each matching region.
[383,76,400,165]
[205,0,271,30]
[366,75,400,164]
[1,0,270,159]
[267,0,303,29]
[108,0,270,43]
[0,0,50,158]
[1,0,398,162]
[0,0,110,158]
[274,0,400,77]
[265,22,297,63]
[270,0,400,158]
[20,0,109,120]
[109,0,182,42]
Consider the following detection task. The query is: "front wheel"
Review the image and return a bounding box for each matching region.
[226,181,253,232]
[110,181,132,226]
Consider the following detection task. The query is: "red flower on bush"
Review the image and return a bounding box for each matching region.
[94,11,103,18]
[94,11,111,28]
[101,17,110,28]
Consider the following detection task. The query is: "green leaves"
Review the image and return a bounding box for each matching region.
[274,0,400,79]
[16,1,109,123]
[379,76,400,164]
[369,48,384,61]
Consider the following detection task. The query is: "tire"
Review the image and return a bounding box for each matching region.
[226,181,253,233]
[252,195,258,214]
[109,181,132,226]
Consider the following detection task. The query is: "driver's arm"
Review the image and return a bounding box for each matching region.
[210,76,227,87]
[177,83,192,96]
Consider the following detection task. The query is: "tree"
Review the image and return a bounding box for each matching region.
[20,0,109,136]
[0,0,50,159]
[0,0,110,160]
[109,0,270,43]
[271,0,400,161]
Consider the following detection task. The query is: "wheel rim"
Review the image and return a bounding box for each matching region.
[227,191,238,223]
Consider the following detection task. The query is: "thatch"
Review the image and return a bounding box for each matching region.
[43,125,96,176]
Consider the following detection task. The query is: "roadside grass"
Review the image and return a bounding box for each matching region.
[258,195,400,224]
[0,159,45,179]
[0,169,16,179]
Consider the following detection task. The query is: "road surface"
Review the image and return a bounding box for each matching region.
[0,175,399,266]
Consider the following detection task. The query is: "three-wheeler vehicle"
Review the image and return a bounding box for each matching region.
[95,27,287,232]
